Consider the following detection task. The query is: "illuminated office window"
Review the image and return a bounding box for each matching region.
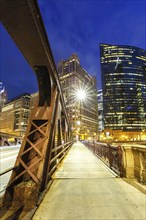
[100,43,146,131]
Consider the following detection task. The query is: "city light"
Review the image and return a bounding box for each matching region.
[77,120,81,125]
[76,89,86,101]
[69,83,95,106]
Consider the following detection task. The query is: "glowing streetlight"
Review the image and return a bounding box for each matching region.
[70,84,92,140]
[75,89,87,140]
[76,89,86,101]
[77,120,81,125]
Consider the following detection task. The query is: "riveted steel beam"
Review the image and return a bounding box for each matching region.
[0,0,72,215]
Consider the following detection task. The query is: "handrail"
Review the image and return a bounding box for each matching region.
[0,166,17,194]
[51,141,73,153]
[83,141,123,177]
[50,143,72,164]
[49,143,72,176]
[0,166,16,176]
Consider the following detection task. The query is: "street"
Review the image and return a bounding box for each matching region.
[0,145,20,196]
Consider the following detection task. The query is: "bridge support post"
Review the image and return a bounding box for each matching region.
[122,146,134,178]
[132,148,146,184]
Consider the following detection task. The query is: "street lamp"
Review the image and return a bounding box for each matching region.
[76,89,87,140]
[71,86,90,140]
[76,89,86,101]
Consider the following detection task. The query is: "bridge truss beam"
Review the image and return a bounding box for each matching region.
[0,0,72,214]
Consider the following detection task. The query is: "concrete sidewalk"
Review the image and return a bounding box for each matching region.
[32,141,146,220]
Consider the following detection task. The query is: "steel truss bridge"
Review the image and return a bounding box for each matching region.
[0,0,73,216]
[0,1,146,219]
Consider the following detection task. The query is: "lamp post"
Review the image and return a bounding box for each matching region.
[76,89,86,140]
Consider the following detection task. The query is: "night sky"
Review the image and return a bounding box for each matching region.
[0,0,145,100]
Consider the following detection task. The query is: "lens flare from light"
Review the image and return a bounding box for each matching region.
[64,83,96,107]
[76,89,86,101]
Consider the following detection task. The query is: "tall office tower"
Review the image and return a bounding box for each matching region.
[58,53,98,140]
[100,43,146,133]
[0,81,7,111]
[0,93,30,136]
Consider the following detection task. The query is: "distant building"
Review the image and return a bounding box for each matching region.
[58,53,98,140]
[0,82,7,111]
[30,92,38,110]
[100,43,146,141]
[0,93,30,136]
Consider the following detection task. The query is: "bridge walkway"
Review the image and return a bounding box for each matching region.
[32,141,145,220]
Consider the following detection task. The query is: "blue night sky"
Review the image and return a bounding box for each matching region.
[0,0,145,100]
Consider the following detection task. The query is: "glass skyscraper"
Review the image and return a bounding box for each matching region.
[100,43,146,132]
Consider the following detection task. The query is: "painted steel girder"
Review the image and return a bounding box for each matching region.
[0,0,71,210]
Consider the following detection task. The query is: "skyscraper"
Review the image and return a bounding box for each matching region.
[100,44,146,135]
[58,54,98,140]
[97,89,104,132]
[0,81,7,111]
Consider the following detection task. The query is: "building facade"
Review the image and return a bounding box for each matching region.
[30,92,38,110]
[0,93,30,136]
[97,89,104,132]
[0,81,7,111]
[58,54,98,140]
[100,43,146,141]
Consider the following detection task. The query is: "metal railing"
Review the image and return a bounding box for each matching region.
[83,141,123,177]
[49,141,74,177]
[0,167,16,177]
[0,167,16,194]
[0,141,74,195]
